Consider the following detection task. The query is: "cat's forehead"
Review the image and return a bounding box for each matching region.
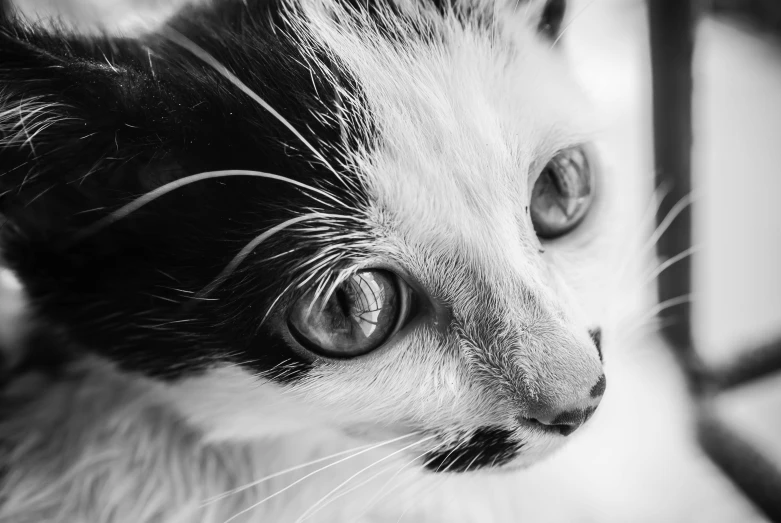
[302,0,595,155]
[294,0,596,264]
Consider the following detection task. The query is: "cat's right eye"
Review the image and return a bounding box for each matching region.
[287,270,414,358]
[530,145,594,239]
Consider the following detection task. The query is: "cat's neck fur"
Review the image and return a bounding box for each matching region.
[0,359,447,522]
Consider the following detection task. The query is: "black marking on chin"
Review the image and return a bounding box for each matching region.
[589,327,602,361]
[423,428,520,473]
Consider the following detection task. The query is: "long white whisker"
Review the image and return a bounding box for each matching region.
[74,170,346,241]
[431,437,468,474]
[642,192,695,257]
[394,469,450,523]
[196,213,333,298]
[295,462,399,523]
[349,442,447,523]
[605,187,693,333]
[163,30,347,186]
[550,0,598,48]
[642,244,700,286]
[642,293,695,321]
[461,451,484,474]
[610,181,672,291]
[293,435,437,523]
[201,439,380,506]
[621,294,695,338]
[259,279,297,327]
[221,433,420,523]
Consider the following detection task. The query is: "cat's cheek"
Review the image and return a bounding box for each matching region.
[157,365,330,443]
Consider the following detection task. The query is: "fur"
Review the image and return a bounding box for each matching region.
[0,0,657,521]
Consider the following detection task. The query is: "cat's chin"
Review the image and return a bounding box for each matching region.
[420,443,567,475]
[335,418,576,475]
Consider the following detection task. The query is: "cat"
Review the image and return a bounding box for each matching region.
[0,0,672,521]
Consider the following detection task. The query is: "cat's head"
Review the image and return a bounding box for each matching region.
[0,0,610,472]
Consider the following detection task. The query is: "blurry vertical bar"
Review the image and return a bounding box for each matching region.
[647,0,699,383]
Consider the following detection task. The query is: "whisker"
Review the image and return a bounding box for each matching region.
[643,191,695,257]
[292,435,437,523]
[433,437,469,474]
[550,0,599,48]
[642,244,700,286]
[349,442,448,523]
[610,180,673,291]
[219,433,420,523]
[394,466,451,523]
[259,280,297,327]
[163,30,348,187]
[643,293,695,320]
[604,187,693,333]
[196,213,332,298]
[462,451,484,474]
[620,293,695,338]
[308,268,357,316]
[394,481,430,523]
[201,439,380,506]
[73,169,347,241]
[295,463,399,523]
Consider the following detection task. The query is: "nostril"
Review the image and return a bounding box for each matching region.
[551,410,587,436]
[554,422,581,437]
[526,416,582,436]
[525,407,596,437]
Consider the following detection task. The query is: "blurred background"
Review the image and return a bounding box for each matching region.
[557,0,781,521]
[694,0,781,489]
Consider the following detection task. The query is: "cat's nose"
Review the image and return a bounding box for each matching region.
[525,405,597,436]
[522,373,606,436]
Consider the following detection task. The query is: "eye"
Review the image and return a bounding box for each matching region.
[287,270,413,358]
[530,145,594,239]
[538,0,566,39]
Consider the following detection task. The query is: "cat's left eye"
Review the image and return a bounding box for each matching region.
[287,270,413,358]
[530,145,594,239]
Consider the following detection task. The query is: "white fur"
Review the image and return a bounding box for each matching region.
[1,0,762,522]
[7,0,209,35]
[0,95,76,152]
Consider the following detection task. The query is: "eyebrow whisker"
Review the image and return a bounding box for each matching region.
[73,169,347,242]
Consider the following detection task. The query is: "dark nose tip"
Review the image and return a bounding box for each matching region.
[527,407,597,436]
[523,373,606,436]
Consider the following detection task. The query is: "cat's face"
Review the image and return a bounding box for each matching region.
[0,0,608,472]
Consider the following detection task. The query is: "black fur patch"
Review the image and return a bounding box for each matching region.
[423,428,520,472]
[590,374,606,398]
[589,327,602,361]
[538,0,566,40]
[0,0,381,383]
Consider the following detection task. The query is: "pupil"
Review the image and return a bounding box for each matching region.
[287,270,402,358]
[546,166,565,195]
[335,287,351,317]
